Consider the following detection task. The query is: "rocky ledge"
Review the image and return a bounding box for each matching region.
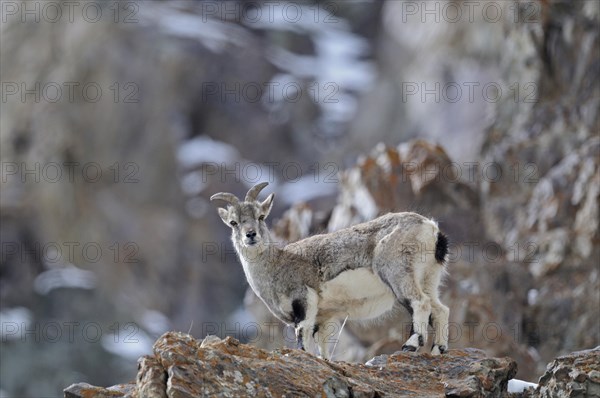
[64,332,599,398]
[65,331,520,398]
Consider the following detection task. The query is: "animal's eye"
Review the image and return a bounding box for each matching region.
[258,215,265,221]
[230,220,238,227]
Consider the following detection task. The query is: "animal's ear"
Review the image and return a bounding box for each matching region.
[217,208,230,226]
[261,193,275,219]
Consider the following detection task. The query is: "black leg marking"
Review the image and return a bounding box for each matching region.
[312,324,320,338]
[418,334,424,347]
[429,314,433,327]
[291,299,306,326]
[401,299,414,316]
[291,299,306,351]
[402,344,417,352]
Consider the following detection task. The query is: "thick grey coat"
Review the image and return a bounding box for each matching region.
[211,182,449,358]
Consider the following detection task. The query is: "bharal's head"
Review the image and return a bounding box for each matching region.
[210,182,275,253]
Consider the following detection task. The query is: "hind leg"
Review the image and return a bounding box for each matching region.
[423,267,449,354]
[401,293,431,352]
[429,300,449,355]
[376,259,431,352]
[374,226,434,352]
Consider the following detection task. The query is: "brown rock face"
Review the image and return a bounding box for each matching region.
[64,331,518,398]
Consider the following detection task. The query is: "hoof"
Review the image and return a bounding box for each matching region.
[431,345,447,355]
[402,334,423,353]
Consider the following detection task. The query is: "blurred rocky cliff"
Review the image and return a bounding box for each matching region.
[0,0,598,396]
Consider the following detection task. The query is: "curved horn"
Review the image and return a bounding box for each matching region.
[245,182,269,202]
[210,192,240,206]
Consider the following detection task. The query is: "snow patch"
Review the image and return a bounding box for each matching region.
[33,266,96,295]
[101,328,154,361]
[508,379,538,393]
[527,289,539,306]
[138,310,171,336]
[0,307,33,341]
[278,176,337,205]
[177,136,240,169]
[138,5,247,53]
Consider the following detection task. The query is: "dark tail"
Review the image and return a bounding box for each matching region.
[435,232,449,264]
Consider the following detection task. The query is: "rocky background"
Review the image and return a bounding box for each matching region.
[0,1,598,397]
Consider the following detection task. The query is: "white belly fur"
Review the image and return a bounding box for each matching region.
[318,268,396,321]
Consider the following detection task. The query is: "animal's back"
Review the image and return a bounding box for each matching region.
[284,212,434,281]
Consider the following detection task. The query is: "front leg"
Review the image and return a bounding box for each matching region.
[294,326,305,350]
[291,287,319,353]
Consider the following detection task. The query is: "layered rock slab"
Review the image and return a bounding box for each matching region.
[65,331,518,397]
